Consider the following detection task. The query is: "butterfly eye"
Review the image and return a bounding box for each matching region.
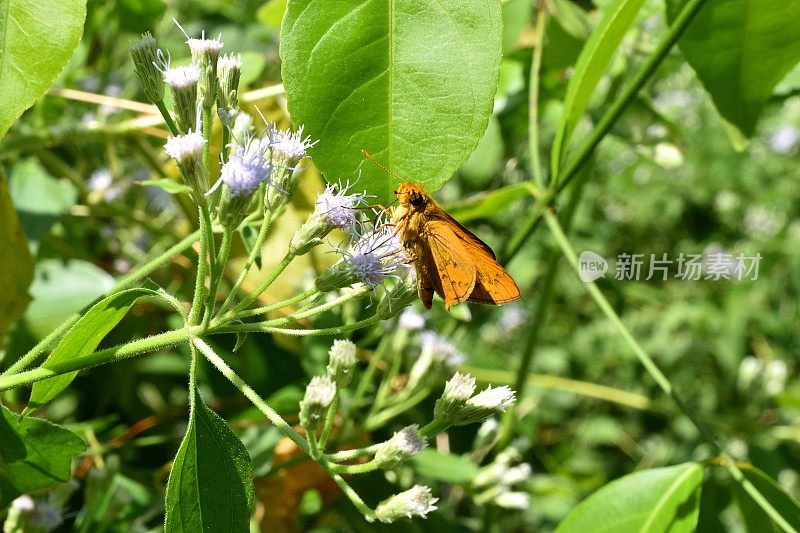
[393,190,398,195]
[410,195,425,207]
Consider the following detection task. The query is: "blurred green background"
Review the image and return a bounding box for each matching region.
[1,0,798,531]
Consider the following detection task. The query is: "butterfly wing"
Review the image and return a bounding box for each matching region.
[441,213,521,305]
[418,219,477,309]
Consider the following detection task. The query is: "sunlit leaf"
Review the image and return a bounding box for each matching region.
[165,387,254,532]
[281,0,502,202]
[556,463,704,533]
[0,0,87,139]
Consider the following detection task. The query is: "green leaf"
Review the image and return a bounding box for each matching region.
[444,182,542,223]
[24,259,115,339]
[556,463,704,533]
[734,464,800,532]
[0,169,33,347]
[136,179,192,196]
[165,388,254,532]
[0,0,87,139]
[550,0,646,176]
[0,404,85,509]
[411,449,480,485]
[666,0,800,138]
[9,158,78,253]
[280,0,503,202]
[27,288,159,411]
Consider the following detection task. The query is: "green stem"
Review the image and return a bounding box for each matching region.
[502,0,709,262]
[418,419,452,439]
[188,207,212,328]
[202,106,213,169]
[231,252,295,313]
[364,388,429,431]
[351,336,392,410]
[528,0,548,188]
[498,178,587,449]
[204,226,233,326]
[543,210,796,533]
[317,391,339,451]
[327,444,382,462]
[217,214,274,316]
[1,231,199,377]
[155,100,179,136]
[193,337,376,522]
[0,328,197,391]
[210,315,382,337]
[371,329,408,413]
[233,287,319,319]
[193,337,307,450]
[307,429,322,459]
[330,460,380,475]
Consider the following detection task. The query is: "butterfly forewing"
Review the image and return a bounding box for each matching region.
[420,220,477,309]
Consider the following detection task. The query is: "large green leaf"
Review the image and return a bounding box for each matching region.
[550,0,646,177]
[0,0,87,139]
[666,0,800,137]
[9,158,78,254]
[556,463,704,533]
[24,259,115,340]
[165,387,254,532]
[280,0,502,201]
[734,464,800,532]
[27,288,158,411]
[0,404,85,509]
[0,169,33,347]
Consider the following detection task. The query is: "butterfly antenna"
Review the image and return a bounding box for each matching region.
[361,150,405,184]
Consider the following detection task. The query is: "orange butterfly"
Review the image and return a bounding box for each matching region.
[390,181,521,310]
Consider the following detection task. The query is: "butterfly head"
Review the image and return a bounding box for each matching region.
[394,182,429,212]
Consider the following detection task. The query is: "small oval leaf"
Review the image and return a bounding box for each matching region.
[280,0,503,201]
[556,463,704,533]
[165,387,254,532]
[0,0,87,139]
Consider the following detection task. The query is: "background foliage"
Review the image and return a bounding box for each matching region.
[1,0,799,531]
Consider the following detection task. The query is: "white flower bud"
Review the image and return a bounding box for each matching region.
[494,491,531,510]
[299,376,336,430]
[130,32,164,103]
[433,372,476,424]
[453,385,516,426]
[164,64,201,133]
[374,425,427,469]
[375,485,438,523]
[326,339,357,387]
[186,30,223,107]
[165,131,208,202]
